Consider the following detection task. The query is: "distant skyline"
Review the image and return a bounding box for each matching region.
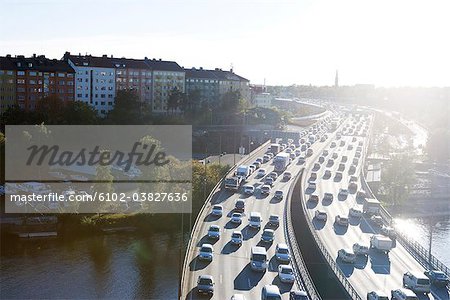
[1,0,449,87]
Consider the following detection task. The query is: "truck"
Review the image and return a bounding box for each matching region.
[370,234,394,253]
[363,198,381,215]
[224,176,242,191]
[236,165,250,179]
[273,153,290,172]
[271,143,281,155]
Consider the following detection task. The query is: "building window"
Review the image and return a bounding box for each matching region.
[29,71,37,76]
[17,71,25,76]
[17,79,25,84]
[58,73,65,77]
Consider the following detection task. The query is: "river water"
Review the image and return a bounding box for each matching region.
[1,231,188,300]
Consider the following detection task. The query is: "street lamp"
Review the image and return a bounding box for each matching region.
[248,137,254,156]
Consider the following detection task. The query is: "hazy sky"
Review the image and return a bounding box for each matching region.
[1,0,449,87]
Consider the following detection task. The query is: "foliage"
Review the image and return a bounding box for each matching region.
[106,90,147,124]
[379,154,416,207]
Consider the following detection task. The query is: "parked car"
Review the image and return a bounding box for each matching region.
[424,269,449,287]
[338,249,356,263]
[335,215,349,226]
[275,243,291,263]
[231,231,243,245]
[197,275,214,296]
[391,288,418,300]
[199,243,214,261]
[278,265,295,283]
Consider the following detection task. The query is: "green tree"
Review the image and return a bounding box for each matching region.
[167,88,184,114]
[92,150,115,214]
[379,154,416,207]
[106,90,145,124]
[62,101,100,124]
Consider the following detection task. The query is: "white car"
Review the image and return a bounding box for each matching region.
[230,212,242,224]
[231,294,246,300]
[380,225,397,239]
[308,182,316,190]
[349,205,363,218]
[338,249,356,263]
[231,231,243,245]
[275,243,291,263]
[258,168,267,177]
[367,291,389,300]
[199,243,214,261]
[353,243,369,255]
[335,215,349,226]
[391,288,418,300]
[207,225,221,239]
[315,210,327,221]
[278,265,295,283]
[249,212,262,228]
[211,205,223,217]
[249,165,256,174]
[402,271,431,293]
[243,185,255,195]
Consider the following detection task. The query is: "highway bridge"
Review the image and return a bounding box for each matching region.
[181,107,450,300]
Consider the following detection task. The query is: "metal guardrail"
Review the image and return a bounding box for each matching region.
[298,170,362,300]
[285,169,321,300]
[179,140,271,299]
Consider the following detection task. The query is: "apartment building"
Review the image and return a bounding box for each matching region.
[113,58,152,106]
[185,67,250,105]
[0,54,75,112]
[64,53,116,116]
[0,59,16,114]
[147,59,185,113]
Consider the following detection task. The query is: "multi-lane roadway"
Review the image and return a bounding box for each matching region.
[301,113,448,300]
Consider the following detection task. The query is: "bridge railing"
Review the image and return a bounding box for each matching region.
[285,169,321,300]
[360,115,450,285]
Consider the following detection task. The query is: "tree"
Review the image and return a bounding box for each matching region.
[167,88,184,114]
[91,150,115,214]
[62,101,100,124]
[106,90,144,124]
[379,154,416,208]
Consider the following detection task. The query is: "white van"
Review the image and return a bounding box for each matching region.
[249,212,262,229]
[403,271,431,294]
[250,246,268,272]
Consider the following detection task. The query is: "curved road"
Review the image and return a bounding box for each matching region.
[301,113,448,300]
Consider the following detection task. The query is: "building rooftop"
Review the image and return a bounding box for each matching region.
[0,55,74,73]
[185,67,249,82]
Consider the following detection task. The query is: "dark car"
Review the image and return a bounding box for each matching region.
[197,275,214,295]
[424,270,449,287]
[290,290,309,300]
